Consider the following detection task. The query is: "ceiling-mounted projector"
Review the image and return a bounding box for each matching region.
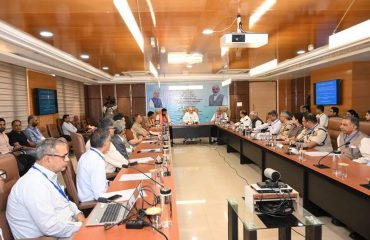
[220,32,268,48]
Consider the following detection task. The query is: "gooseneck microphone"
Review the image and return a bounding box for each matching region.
[122,164,166,188]
[314,141,350,169]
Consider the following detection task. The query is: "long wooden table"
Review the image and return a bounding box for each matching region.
[217,126,370,239]
[170,124,214,143]
[73,141,179,240]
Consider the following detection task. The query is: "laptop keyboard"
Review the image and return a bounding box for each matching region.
[99,204,122,223]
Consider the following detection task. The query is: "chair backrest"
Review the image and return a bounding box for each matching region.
[61,160,79,207]
[0,154,20,240]
[328,117,342,149]
[70,133,86,160]
[56,119,63,135]
[126,129,135,141]
[359,120,370,136]
[47,124,60,138]
[39,126,50,138]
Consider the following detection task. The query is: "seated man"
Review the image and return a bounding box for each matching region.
[235,110,251,128]
[277,111,293,138]
[183,107,199,125]
[131,114,149,139]
[6,138,85,239]
[315,105,329,128]
[249,111,263,129]
[86,118,128,174]
[61,114,77,140]
[366,110,370,122]
[124,116,144,145]
[337,116,367,159]
[254,110,281,135]
[24,115,45,145]
[112,119,131,160]
[156,108,171,124]
[211,107,228,124]
[354,138,370,164]
[8,119,37,157]
[328,107,339,118]
[296,113,333,152]
[77,129,110,202]
[0,118,35,176]
[143,111,156,130]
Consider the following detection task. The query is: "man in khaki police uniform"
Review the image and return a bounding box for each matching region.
[296,113,333,152]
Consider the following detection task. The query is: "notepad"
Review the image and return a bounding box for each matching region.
[149,131,160,136]
[130,157,154,163]
[142,140,157,143]
[119,173,152,182]
[138,148,161,153]
[303,151,331,157]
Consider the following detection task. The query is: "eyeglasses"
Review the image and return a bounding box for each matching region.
[46,153,69,161]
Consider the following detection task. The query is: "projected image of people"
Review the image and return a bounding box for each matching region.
[149,89,163,108]
[209,85,225,106]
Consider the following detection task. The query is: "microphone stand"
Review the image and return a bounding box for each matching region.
[314,142,349,169]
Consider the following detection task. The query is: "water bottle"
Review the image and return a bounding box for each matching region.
[160,187,172,228]
[332,154,338,176]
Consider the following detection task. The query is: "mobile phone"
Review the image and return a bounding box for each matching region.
[107,194,122,201]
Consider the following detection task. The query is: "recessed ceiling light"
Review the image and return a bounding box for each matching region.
[80,54,89,60]
[40,31,53,37]
[186,64,193,69]
[51,74,56,77]
[114,74,120,77]
[102,66,109,70]
[202,28,214,35]
[297,50,306,55]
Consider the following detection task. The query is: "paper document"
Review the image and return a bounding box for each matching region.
[138,148,161,153]
[142,140,157,143]
[130,157,154,163]
[100,188,146,202]
[303,151,331,157]
[119,173,152,182]
[149,131,160,136]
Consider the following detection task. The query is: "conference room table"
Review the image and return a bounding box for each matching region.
[170,123,214,143]
[73,139,180,240]
[216,125,370,239]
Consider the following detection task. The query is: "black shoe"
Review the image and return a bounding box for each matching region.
[331,218,346,227]
[349,232,366,240]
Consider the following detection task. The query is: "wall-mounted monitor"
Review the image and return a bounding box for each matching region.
[314,79,341,105]
[34,88,58,115]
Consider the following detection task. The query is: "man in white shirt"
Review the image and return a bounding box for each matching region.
[254,110,281,135]
[315,105,329,128]
[249,111,263,129]
[85,118,127,174]
[77,129,110,202]
[235,110,251,128]
[62,114,78,138]
[211,107,228,124]
[183,107,199,125]
[6,138,85,239]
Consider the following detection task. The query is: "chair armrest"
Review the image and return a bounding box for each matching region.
[79,200,97,210]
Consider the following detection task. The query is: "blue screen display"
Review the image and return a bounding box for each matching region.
[314,80,340,105]
[35,89,58,115]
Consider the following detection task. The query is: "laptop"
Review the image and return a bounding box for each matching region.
[86,182,142,226]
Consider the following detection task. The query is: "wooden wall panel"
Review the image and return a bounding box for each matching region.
[102,85,115,99]
[352,62,370,118]
[117,97,131,116]
[85,85,102,123]
[27,70,59,127]
[249,81,277,120]
[131,84,146,97]
[116,84,131,98]
[132,97,146,115]
[229,81,249,122]
[278,79,292,112]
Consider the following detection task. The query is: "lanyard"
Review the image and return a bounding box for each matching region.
[91,148,105,160]
[344,130,360,147]
[32,165,69,201]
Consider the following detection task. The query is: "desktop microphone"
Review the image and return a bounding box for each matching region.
[121,164,166,189]
[314,141,350,169]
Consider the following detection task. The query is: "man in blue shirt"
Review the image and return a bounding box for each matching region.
[24,115,45,145]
